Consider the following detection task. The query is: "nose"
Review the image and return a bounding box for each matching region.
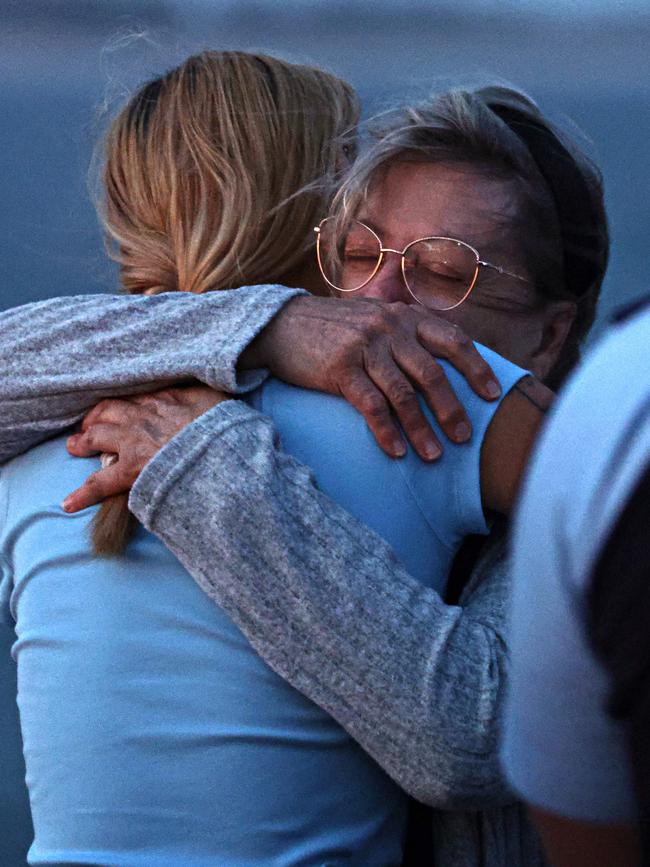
[356,252,414,304]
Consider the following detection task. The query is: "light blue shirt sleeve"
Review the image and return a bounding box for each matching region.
[249,342,527,593]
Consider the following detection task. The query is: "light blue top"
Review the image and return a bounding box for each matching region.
[1,344,525,865]
[502,305,650,823]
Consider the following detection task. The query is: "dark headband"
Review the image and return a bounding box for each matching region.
[488,102,606,299]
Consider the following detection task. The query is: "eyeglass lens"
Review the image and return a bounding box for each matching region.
[317,219,479,311]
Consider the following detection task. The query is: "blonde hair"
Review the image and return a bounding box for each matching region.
[100,50,359,295]
[92,50,359,556]
[331,85,608,387]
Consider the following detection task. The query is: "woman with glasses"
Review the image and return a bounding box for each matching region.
[0,60,607,866]
[314,216,532,312]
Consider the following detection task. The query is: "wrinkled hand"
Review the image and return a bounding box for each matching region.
[62,385,228,513]
[243,295,502,461]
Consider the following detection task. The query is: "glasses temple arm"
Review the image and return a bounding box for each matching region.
[478,260,532,284]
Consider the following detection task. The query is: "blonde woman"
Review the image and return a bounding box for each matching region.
[0,57,607,866]
[0,51,516,866]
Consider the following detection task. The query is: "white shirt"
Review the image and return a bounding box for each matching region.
[502,303,650,822]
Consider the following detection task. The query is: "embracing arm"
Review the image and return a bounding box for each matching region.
[129,399,523,809]
[0,285,302,463]
[2,287,502,470]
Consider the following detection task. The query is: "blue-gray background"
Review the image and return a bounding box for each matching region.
[1,1,648,864]
[2,0,650,328]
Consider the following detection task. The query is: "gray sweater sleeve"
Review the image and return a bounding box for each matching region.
[130,400,515,810]
[0,285,304,463]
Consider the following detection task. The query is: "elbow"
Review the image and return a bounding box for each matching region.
[415,758,516,811]
[400,628,515,809]
[392,732,515,810]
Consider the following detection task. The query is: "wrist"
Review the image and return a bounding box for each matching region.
[239,329,270,371]
[239,295,306,373]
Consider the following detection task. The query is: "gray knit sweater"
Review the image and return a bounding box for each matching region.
[0,288,546,866]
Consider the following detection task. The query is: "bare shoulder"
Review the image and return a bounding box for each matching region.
[480,376,554,515]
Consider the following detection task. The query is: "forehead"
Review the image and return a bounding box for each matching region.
[358,161,519,249]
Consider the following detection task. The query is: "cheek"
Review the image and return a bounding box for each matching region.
[440,308,537,367]
[439,307,501,346]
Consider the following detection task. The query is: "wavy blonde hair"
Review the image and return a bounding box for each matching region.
[99,50,359,295]
[92,50,359,555]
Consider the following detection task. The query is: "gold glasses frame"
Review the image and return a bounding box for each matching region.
[314,217,531,312]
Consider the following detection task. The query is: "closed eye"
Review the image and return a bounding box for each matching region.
[343,250,378,261]
[406,261,465,281]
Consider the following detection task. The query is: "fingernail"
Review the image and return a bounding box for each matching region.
[61,497,73,513]
[392,439,407,457]
[486,380,501,399]
[455,422,471,442]
[423,441,442,461]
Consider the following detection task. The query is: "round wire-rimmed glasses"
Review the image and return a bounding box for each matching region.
[314,217,530,312]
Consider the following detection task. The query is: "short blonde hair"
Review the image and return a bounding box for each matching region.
[99,50,359,295]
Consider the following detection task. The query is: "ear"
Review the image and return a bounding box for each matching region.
[529,301,577,381]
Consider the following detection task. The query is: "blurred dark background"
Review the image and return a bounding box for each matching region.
[1,1,649,863]
[2,0,650,325]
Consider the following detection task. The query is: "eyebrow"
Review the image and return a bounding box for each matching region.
[354,216,382,235]
[355,217,464,243]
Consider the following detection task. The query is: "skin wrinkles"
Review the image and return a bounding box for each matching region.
[63,160,573,512]
[350,161,574,381]
[354,163,533,309]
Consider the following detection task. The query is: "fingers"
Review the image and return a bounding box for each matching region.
[64,423,133,512]
[81,399,139,432]
[417,316,501,400]
[416,318,502,402]
[67,424,122,457]
[364,344,443,461]
[82,388,228,440]
[62,461,129,513]
[338,370,407,460]
[390,338,471,446]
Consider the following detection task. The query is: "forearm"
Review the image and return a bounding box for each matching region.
[130,401,515,809]
[0,285,303,462]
